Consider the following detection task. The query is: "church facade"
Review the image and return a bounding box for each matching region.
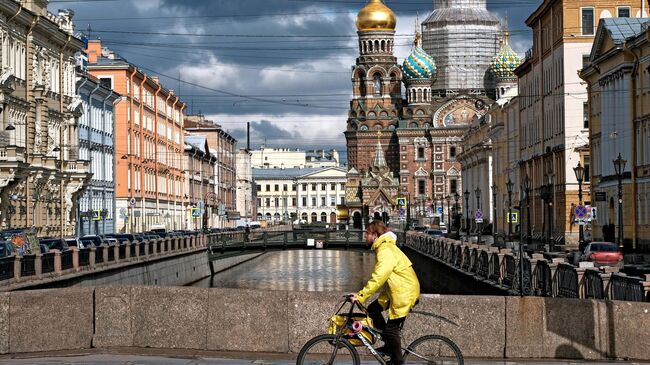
[344,0,508,228]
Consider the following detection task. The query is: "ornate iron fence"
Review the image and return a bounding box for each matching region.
[470,249,479,273]
[503,255,516,288]
[20,255,35,278]
[477,251,489,278]
[60,250,73,271]
[488,252,501,282]
[78,249,90,267]
[583,269,605,299]
[0,257,14,281]
[554,264,579,298]
[533,260,552,297]
[41,253,55,274]
[95,246,105,264]
[609,274,645,302]
[461,247,471,270]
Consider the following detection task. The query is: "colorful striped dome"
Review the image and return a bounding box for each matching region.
[403,46,437,81]
[491,32,522,79]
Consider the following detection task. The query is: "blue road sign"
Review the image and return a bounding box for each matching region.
[575,205,588,219]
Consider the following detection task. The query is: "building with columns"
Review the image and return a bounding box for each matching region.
[514,0,645,248]
[253,167,347,225]
[344,0,503,227]
[580,17,650,252]
[251,147,340,169]
[236,148,253,223]
[76,71,120,236]
[0,1,91,237]
[86,40,187,233]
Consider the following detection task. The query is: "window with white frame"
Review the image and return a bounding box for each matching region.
[581,8,595,35]
[617,6,631,17]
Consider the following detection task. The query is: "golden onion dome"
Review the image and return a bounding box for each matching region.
[356,0,397,32]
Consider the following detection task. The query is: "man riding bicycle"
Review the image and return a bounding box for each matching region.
[349,220,420,365]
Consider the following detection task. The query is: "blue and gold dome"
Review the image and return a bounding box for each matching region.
[490,32,522,79]
[402,34,437,81]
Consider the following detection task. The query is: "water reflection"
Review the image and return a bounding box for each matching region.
[192,250,377,292]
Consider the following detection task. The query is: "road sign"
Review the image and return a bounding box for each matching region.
[575,205,588,219]
[475,210,483,224]
[437,207,443,215]
[507,212,519,224]
[119,208,127,217]
[191,207,202,218]
[396,198,406,206]
[92,210,102,221]
[129,198,137,207]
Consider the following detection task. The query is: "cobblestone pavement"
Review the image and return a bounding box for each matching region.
[0,354,648,365]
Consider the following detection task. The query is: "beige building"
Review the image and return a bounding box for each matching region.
[514,0,645,247]
[184,136,217,231]
[184,114,237,228]
[0,1,91,237]
[235,148,252,223]
[580,17,650,251]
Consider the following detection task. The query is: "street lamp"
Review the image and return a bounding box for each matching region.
[453,193,460,238]
[463,190,470,241]
[613,153,627,249]
[520,175,532,297]
[524,175,532,250]
[475,187,481,244]
[491,184,498,243]
[573,162,585,249]
[539,175,554,252]
[506,178,514,243]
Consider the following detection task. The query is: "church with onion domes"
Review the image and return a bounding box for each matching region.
[344,0,520,228]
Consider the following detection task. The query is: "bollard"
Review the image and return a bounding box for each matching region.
[13,255,22,282]
[53,250,62,275]
[34,253,43,278]
[89,247,96,269]
[71,247,80,272]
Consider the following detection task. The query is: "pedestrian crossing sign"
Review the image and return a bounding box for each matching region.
[396,197,406,207]
[507,212,519,224]
[92,210,102,221]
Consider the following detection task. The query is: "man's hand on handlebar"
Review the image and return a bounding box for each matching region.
[345,293,358,302]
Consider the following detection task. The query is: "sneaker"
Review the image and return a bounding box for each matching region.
[375,346,390,357]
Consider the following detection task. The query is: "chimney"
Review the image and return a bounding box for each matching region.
[247,122,250,151]
[86,40,102,64]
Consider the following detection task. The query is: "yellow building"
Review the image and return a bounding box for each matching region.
[580,17,650,251]
[515,0,645,248]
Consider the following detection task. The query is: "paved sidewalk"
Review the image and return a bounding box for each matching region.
[0,354,649,365]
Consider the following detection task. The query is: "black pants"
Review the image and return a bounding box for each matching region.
[368,300,405,365]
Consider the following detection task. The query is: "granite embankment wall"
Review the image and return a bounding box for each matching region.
[0,287,648,360]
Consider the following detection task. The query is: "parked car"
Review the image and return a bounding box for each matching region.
[0,241,15,258]
[39,244,50,254]
[81,235,105,247]
[581,242,623,268]
[104,234,140,245]
[424,229,444,238]
[63,237,84,249]
[39,238,70,252]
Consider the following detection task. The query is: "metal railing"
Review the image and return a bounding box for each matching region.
[0,257,14,281]
[488,252,500,282]
[584,269,605,299]
[41,253,55,274]
[533,260,552,297]
[60,250,73,271]
[609,274,645,302]
[554,264,579,298]
[78,249,90,267]
[477,251,489,278]
[20,255,36,278]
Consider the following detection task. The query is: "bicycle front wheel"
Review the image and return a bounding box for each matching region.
[296,334,360,365]
[403,334,463,365]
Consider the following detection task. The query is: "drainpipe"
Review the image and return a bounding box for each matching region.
[138,75,146,233]
[623,43,641,251]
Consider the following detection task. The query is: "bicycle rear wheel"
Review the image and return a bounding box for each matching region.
[403,334,463,365]
[297,334,360,365]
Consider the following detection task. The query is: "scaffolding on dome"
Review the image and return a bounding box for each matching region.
[422,0,502,97]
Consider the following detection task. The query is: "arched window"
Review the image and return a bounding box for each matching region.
[265,213,271,221]
[321,212,328,222]
[381,40,386,52]
[410,122,419,128]
[301,212,308,222]
[423,89,428,101]
[311,212,318,223]
[388,124,396,131]
[374,124,383,130]
[273,213,281,221]
[360,124,369,131]
[374,40,379,52]
[373,74,382,95]
[417,89,423,103]
[368,111,376,118]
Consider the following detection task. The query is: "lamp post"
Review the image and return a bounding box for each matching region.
[573,162,585,249]
[506,178,514,243]
[445,195,451,234]
[524,175,532,251]
[539,175,552,251]
[453,193,460,238]
[463,190,470,241]
[613,153,627,249]
[546,174,554,252]
[491,184,498,243]
[475,187,481,244]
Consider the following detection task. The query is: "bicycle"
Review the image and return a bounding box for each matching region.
[296,295,463,365]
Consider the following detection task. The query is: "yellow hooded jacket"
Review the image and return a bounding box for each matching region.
[357,231,420,319]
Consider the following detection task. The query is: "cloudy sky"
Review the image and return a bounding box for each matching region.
[52,0,539,162]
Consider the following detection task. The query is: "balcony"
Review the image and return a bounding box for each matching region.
[0,146,26,163]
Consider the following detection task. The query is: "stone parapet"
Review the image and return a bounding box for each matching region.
[0,287,649,360]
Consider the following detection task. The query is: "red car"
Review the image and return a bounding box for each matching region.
[582,242,624,268]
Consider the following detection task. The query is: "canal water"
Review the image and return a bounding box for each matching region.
[192,250,377,292]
